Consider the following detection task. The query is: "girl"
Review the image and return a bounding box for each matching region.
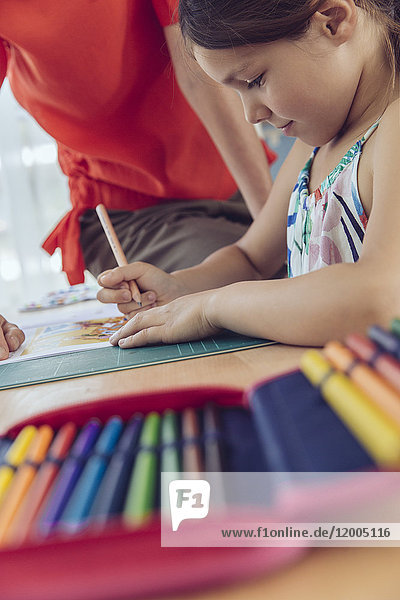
[98,0,400,348]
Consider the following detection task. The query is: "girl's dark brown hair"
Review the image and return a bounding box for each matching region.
[179,0,400,73]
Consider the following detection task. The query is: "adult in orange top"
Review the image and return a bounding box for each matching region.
[0,0,275,289]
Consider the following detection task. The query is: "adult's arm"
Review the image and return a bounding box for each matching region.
[97,138,307,313]
[0,40,7,88]
[0,47,24,361]
[163,23,273,218]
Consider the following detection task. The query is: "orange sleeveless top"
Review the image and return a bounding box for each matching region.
[0,1,275,283]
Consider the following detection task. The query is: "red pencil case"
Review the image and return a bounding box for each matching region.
[0,370,389,600]
[0,383,308,600]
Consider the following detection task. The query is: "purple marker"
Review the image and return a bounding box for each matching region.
[37,419,101,536]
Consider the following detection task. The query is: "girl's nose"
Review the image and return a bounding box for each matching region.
[242,97,272,125]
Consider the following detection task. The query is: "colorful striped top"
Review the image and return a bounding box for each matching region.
[287,120,379,277]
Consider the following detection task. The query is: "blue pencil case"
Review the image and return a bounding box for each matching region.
[0,370,385,600]
[249,370,373,471]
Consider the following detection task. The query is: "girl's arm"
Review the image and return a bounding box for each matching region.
[97,139,309,314]
[208,104,400,345]
[173,138,310,288]
[109,101,400,348]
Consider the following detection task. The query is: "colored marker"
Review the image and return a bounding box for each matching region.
[38,420,101,535]
[203,403,224,472]
[7,422,77,545]
[301,350,400,466]
[346,332,400,393]
[391,318,400,339]
[90,415,143,525]
[0,426,37,507]
[0,425,53,544]
[59,416,123,533]
[203,403,226,506]
[324,341,400,426]
[368,325,400,360]
[0,439,13,465]
[160,410,180,474]
[182,408,204,474]
[123,412,160,527]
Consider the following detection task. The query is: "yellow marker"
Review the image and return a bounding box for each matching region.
[0,426,37,507]
[301,350,400,466]
[0,425,53,544]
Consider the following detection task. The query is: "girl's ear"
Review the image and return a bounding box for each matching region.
[313,0,357,45]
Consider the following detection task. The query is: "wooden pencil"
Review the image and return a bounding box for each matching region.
[95,204,142,306]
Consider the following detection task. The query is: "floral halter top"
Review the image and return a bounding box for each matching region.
[287,120,379,278]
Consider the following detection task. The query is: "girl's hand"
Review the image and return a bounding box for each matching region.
[109,291,221,348]
[97,261,189,317]
[0,315,25,360]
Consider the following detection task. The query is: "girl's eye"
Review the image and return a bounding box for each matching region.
[247,74,264,89]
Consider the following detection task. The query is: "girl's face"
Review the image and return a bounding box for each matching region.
[193,21,365,147]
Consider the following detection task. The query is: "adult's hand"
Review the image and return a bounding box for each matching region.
[0,315,25,360]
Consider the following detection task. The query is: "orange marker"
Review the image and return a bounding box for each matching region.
[0,425,53,544]
[346,332,400,393]
[324,340,400,427]
[95,204,142,306]
[6,422,77,546]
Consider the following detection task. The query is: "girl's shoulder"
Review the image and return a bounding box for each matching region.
[375,98,400,139]
[372,98,400,164]
[366,98,400,211]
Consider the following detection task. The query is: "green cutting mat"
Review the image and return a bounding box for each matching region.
[0,333,275,390]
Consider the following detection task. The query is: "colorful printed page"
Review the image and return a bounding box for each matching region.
[3,317,126,364]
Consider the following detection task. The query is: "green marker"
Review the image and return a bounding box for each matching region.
[391,318,400,339]
[160,410,180,474]
[123,412,160,527]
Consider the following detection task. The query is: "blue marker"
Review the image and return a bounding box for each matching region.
[38,419,101,536]
[89,415,143,526]
[59,416,124,532]
[0,438,13,465]
[369,325,400,360]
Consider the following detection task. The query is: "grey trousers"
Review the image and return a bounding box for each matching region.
[79,193,252,277]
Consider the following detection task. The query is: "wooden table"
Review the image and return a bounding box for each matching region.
[1,341,399,599]
[0,342,303,433]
